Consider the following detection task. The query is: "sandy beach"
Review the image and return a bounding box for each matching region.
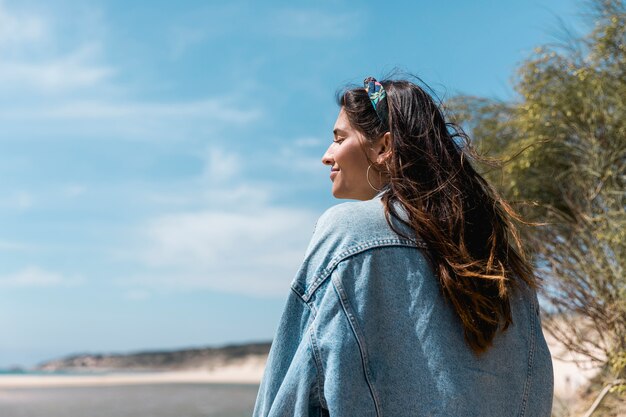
[0,356,266,388]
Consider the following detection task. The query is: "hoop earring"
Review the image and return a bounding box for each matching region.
[367,164,382,192]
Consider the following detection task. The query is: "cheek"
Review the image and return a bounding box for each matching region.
[345,148,368,173]
[337,144,360,168]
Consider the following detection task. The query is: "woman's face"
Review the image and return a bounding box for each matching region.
[321,107,383,200]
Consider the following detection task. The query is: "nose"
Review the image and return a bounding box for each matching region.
[321,144,335,166]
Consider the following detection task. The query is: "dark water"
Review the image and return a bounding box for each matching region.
[0,383,259,417]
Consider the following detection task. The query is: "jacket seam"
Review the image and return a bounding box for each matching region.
[300,238,426,302]
[289,286,328,411]
[518,292,537,417]
[307,307,329,410]
[331,270,382,417]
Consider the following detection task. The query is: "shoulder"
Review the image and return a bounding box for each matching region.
[314,198,385,237]
[292,196,425,300]
[313,196,418,246]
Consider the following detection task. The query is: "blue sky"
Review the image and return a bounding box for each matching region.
[0,0,583,368]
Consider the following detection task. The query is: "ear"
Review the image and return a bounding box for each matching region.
[374,132,392,165]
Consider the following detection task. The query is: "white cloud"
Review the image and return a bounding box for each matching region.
[15,191,33,209]
[124,205,318,296]
[0,1,46,46]
[202,147,241,182]
[0,191,34,210]
[0,44,114,92]
[14,98,260,122]
[0,266,83,288]
[278,154,325,174]
[267,137,328,175]
[140,208,314,267]
[0,3,261,141]
[0,3,111,94]
[140,183,272,209]
[0,97,262,141]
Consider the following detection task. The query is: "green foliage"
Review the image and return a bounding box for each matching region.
[447,0,626,398]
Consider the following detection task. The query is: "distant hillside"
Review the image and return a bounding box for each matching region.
[36,341,272,372]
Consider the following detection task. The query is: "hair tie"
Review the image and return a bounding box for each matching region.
[364,76,389,127]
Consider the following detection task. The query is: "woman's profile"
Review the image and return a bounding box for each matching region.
[252,75,554,416]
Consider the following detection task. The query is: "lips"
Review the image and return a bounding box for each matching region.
[330,169,339,180]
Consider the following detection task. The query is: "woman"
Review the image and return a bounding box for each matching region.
[252,76,554,416]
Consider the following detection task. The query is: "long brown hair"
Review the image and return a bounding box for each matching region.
[338,76,537,354]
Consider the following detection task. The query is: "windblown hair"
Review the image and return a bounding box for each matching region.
[337,76,537,354]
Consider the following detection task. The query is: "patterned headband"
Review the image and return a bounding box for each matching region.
[364,76,389,126]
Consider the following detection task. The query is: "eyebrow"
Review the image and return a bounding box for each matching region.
[333,128,348,136]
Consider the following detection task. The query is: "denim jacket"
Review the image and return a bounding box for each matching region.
[253,190,554,417]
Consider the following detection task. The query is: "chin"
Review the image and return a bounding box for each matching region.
[331,186,345,199]
[332,188,355,200]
